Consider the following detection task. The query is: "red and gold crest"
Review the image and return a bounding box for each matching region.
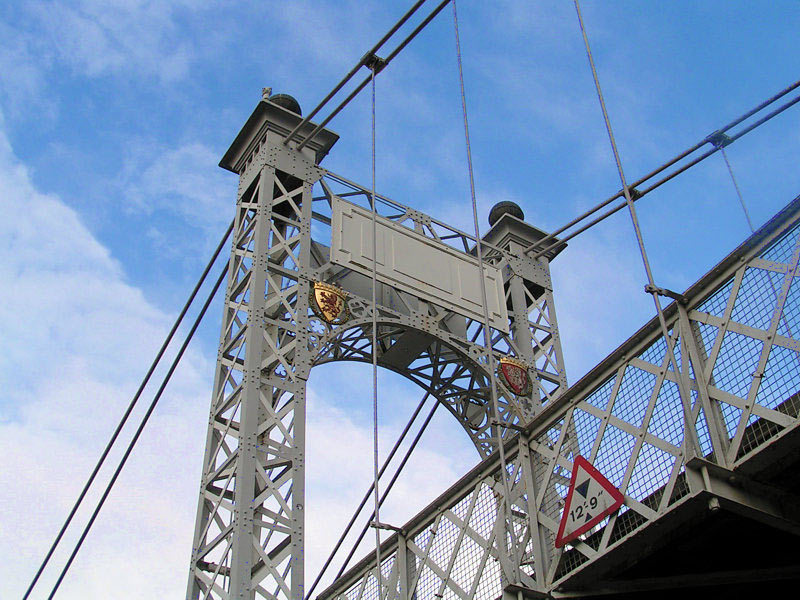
[310,282,349,324]
[498,356,532,396]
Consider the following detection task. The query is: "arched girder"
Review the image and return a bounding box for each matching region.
[310,316,526,457]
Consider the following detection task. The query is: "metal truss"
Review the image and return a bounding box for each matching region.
[187,99,568,599]
[318,195,800,599]
[308,172,568,456]
[187,155,319,599]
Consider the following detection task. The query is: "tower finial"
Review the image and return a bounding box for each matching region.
[488,200,525,226]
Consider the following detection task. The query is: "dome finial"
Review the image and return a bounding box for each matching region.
[267,93,302,116]
[488,201,524,226]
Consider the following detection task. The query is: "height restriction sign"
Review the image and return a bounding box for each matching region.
[555,455,625,548]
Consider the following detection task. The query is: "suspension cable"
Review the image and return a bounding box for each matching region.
[45,264,229,599]
[283,0,428,146]
[525,78,800,259]
[720,147,755,232]
[333,401,441,582]
[295,0,453,152]
[451,0,520,584]
[22,219,233,600]
[572,0,699,453]
[368,62,385,594]
[304,392,431,600]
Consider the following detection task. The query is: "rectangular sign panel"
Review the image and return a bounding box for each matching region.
[331,199,509,333]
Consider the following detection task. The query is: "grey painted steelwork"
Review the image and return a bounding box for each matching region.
[330,200,510,333]
[186,95,568,599]
[317,196,800,599]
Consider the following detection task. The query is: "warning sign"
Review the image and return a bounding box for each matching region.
[555,455,625,548]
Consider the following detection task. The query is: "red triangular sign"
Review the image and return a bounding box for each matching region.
[555,456,625,548]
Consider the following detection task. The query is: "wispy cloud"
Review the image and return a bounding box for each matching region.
[0,114,211,597]
[121,140,235,233]
[551,221,652,382]
[29,0,213,82]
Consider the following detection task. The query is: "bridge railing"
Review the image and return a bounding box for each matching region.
[317,195,800,599]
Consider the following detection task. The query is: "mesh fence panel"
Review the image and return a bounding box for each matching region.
[695,321,719,357]
[712,331,763,400]
[731,267,784,330]
[593,425,637,489]
[360,572,379,600]
[583,376,615,410]
[611,367,657,428]
[761,221,800,264]
[626,443,675,511]
[572,409,603,457]
[554,545,590,580]
[777,276,800,339]
[738,415,783,458]
[669,468,691,504]
[755,344,800,412]
[608,505,648,544]
[695,406,714,459]
[647,379,683,447]
[427,517,461,580]
[472,558,502,600]
[468,485,498,540]
[718,400,743,439]
[448,533,484,594]
[639,335,667,367]
[414,564,441,600]
[697,277,734,318]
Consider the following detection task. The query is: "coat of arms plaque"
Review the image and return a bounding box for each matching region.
[310,282,349,324]
[498,356,532,396]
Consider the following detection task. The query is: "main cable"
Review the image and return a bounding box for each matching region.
[451,0,520,584]
[284,0,428,146]
[22,219,233,600]
[46,264,229,599]
[295,0,453,152]
[525,78,800,259]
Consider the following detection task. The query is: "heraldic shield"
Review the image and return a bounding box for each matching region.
[499,356,532,396]
[311,282,349,325]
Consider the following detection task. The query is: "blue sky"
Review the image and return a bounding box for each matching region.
[2,1,799,598]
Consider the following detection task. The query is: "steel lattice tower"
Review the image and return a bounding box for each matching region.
[186,94,568,600]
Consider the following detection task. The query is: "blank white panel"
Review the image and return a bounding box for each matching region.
[331,199,509,333]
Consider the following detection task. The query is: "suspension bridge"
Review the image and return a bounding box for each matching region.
[19,2,800,599]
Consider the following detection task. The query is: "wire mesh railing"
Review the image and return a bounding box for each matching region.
[317,194,800,599]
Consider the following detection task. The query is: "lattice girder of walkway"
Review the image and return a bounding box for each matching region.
[319,195,800,600]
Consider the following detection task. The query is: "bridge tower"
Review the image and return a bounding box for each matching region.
[186,92,568,600]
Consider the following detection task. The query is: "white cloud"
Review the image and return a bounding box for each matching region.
[122,140,235,233]
[29,0,213,83]
[0,20,55,120]
[0,111,215,597]
[0,115,472,598]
